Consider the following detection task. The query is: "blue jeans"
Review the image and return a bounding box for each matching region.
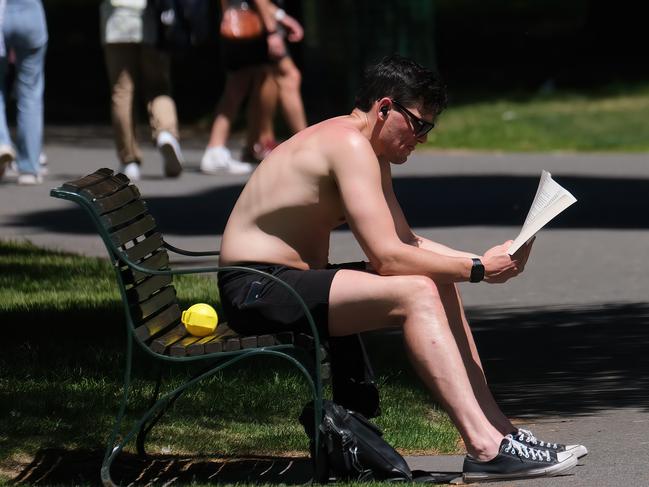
[0,0,48,175]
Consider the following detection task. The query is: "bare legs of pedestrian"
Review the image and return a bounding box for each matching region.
[200,67,256,175]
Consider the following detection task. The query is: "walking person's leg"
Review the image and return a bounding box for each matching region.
[13,42,46,182]
[244,64,278,162]
[104,43,142,179]
[0,53,14,179]
[200,67,256,175]
[274,56,306,134]
[140,44,183,177]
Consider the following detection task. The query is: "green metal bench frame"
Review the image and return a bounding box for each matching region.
[50,168,324,486]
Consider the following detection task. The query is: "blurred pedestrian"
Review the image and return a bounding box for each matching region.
[199,0,262,175]
[0,0,48,185]
[100,0,183,181]
[243,0,307,163]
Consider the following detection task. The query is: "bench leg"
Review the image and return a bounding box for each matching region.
[101,349,320,486]
[136,364,164,456]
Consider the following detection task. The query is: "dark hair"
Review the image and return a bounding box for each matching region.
[354,54,447,115]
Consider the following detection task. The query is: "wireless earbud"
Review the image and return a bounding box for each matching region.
[380,106,389,117]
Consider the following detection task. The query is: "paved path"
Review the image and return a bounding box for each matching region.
[2,128,649,485]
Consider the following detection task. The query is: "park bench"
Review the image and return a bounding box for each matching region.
[50,168,326,486]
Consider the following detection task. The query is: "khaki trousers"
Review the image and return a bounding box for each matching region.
[104,43,178,165]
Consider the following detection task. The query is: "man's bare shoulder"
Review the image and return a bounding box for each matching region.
[306,116,372,153]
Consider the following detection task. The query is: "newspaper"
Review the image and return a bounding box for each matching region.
[508,170,577,255]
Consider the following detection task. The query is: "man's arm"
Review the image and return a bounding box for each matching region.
[379,171,480,258]
[330,133,519,283]
[413,235,479,259]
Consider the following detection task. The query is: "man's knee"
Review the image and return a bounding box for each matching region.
[398,275,442,314]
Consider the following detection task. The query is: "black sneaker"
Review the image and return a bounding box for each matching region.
[514,427,588,459]
[463,434,578,483]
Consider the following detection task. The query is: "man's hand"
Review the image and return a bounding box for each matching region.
[481,240,521,283]
[511,236,535,274]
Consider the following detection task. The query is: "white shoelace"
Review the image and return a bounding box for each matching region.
[515,428,559,449]
[503,435,552,462]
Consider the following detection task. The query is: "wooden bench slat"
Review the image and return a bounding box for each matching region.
[186,332,221,356]
[150,324,188,354]
[272,331,294,345]
[240,336,258,349]
[170,335,203,357]
[127,274,173,303]
[122,250,169,285]
[101,200,148,229]
[256,334,276,347]
[78,174,130,201]
[131,286,177,323]
[61,168,114,191]
[204,326,240,354]
[94,185,141,215]
[134,304,181,341]
[111,214,157,246]
[124,233,164,262]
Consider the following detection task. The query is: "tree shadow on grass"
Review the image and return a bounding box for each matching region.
[12,449,313,486]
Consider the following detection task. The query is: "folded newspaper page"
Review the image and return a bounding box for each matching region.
[508,170,577,255]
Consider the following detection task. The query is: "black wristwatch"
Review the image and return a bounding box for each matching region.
[470,258,485,283]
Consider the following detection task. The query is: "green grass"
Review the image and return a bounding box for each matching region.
[426,83,649,152]
[0,240,459,484]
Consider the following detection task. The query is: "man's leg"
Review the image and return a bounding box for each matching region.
[437,283,514,435]
[328,270,503,461]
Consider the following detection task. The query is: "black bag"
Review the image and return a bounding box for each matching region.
[300,400,413,482]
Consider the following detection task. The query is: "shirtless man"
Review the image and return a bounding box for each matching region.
[217,54,585,482]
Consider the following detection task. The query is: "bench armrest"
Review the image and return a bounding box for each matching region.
[163,241,220,257]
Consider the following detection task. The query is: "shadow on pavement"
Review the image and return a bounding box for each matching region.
[11,174,649,235]
[467,302,649,418]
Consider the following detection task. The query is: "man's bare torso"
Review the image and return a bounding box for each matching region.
[220,116,364,269]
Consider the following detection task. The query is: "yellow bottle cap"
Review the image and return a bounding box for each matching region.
[181,303,218,337]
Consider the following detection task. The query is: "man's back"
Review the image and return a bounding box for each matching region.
[220,116,361,269]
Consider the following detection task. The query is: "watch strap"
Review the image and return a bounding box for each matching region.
[470,257,485,283]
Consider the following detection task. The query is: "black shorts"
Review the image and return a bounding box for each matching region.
[217,262,366,339]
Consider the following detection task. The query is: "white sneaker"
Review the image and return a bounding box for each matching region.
[156,131,183,177]
[119,161,141,181]
[200,146,253,175]
[17,173,43,185]
[39,152,49,175]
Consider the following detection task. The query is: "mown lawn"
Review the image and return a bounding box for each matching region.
[426,83,649,152]
[0,240,459,485]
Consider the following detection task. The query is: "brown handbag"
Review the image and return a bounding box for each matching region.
[220,1,263,41]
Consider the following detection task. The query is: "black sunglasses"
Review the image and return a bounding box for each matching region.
[391,100,435,137]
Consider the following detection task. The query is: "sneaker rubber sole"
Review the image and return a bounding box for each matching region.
[160,143,183,177]
[463,453,579,483]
